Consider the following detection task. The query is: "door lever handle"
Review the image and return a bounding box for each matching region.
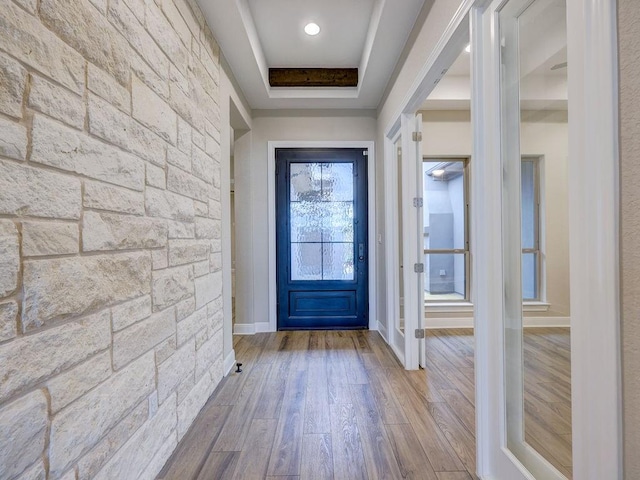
[358,243,365,261]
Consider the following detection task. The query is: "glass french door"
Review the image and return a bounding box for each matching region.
[474,0,573,478]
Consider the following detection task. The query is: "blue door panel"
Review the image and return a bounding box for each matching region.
[289,291,357,316]
[276,148,368,330]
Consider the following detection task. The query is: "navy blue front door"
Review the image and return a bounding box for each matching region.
[276,148,368,330]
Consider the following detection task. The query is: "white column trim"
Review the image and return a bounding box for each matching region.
[567,0,622,477]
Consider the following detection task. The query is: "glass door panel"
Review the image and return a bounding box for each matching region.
[499,0,571,477]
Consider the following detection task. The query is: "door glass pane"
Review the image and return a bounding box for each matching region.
[321,202,354,242]
[424,252,466,301]
[322,163,354,201]
[291,243,322,280]
[291,163,322,201]
[291,202,323,242]
[323,243,354,280]
[290,162,355,281]
[500,0,571,477]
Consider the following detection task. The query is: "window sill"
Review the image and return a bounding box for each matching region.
[423,301,550,314]
[425,302,474,313]
[523,301,551,312]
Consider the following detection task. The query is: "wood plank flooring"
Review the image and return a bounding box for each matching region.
[158,328,571,480]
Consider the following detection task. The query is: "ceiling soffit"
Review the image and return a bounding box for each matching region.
[197,0,426,109]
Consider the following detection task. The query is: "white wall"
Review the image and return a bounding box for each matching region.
[234,111,377,331]
[420,110,570,318]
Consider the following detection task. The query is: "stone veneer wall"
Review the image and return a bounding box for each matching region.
[0,0,224,478]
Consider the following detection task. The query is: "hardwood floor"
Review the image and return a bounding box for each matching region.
[157,328,571,480]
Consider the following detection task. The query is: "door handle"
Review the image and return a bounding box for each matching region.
[358,243,365,261]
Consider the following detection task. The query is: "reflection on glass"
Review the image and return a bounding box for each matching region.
[500,0,571,477]
[522,252,538,300]
[521,160,537,250]
[424,253,467,301]
[423,159,468,302]
[521,159,540,300]
[290,162,355,281]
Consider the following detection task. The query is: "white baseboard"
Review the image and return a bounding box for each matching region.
[255,321,273,333]
[233,323,255,335]
[223,349,236,376]
[377,321,388,342]
[424,316,571,329]
[523,316,570,327]
[233,321,274,335]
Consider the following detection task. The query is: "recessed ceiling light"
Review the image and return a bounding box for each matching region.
[464,44,471,53]
[304,22,320,36]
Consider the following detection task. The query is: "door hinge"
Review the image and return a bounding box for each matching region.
[413,197,423,208]
[412,131,422,142]
[414,263,424,273]
[415,328,425,339]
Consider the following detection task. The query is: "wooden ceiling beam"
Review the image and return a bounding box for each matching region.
[268,68,358,87]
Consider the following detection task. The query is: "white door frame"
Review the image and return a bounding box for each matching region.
[565,0,621,477]
[267,141,377,332]
[383,0,621,477]
[382,0,479,370]
[383,129,406,365]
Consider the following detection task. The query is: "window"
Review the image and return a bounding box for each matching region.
[521,157,540,301]
[423,158,469,302]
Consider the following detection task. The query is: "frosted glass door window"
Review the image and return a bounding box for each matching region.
[290,162,355,281]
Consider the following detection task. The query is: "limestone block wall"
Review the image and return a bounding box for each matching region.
[0,0,224,478]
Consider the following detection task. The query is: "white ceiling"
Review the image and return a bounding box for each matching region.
[197,0,426,110]
[246,0,375,68]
